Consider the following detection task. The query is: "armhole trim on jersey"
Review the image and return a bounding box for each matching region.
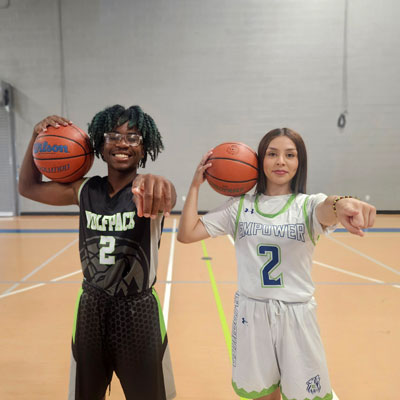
[233,195,245,241]
[302,196,317,246]
[77,177,91,205]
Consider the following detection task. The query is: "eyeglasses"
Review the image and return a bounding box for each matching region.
[103,132,143,146]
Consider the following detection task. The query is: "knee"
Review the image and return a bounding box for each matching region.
[255,386,281,400]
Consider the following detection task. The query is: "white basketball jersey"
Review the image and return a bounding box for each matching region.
[201,193,333,302]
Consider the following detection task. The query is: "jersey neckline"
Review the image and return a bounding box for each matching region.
[254,193,297,218]
[102,177,133,201]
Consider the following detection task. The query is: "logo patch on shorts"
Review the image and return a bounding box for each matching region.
[241,317,248,325]
[306,375,321,395]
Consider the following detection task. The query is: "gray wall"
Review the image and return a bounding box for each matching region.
[1,0,399,213]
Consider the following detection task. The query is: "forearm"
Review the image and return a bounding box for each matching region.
[178,150,213,243]
[315,195,338,227]
[170,183,177,210]
[177,183,209,243]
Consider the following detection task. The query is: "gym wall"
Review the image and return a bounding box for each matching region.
[0,0,399,213]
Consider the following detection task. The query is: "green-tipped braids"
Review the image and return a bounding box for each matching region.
[87,104,164,168]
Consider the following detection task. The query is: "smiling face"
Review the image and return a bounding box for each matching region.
[101,121,144,173]
[263,135,299,195]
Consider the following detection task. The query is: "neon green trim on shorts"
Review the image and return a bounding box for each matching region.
[281,391,333,400]
[232,380,280,399]
[72,287,83,344]
[152,288,167,344]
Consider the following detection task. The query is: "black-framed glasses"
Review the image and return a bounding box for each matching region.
[103,132,143,146]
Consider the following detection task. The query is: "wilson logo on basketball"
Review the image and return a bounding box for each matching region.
[33,141,70,154]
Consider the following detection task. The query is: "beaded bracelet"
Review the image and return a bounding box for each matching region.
[332,195,354,216]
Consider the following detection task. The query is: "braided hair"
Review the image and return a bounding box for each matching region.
[88,104,164,168]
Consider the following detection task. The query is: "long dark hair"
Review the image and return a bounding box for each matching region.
[255,128,307,194]
[87,104,164,168]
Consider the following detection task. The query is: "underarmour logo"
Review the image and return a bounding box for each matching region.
[306,375,321,394]
[244,208,254,214]
[241,317,248,325]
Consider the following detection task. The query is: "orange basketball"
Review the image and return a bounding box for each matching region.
[33,124,94,183]
[205,142,258,196]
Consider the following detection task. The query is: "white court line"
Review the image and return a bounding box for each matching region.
[314,261,400,289]
[2,238,78,295]
[333,389,339,399]
[327,235,400,276]
[163,218,177,329]
[0,269,82,299]
[1,220,179,306]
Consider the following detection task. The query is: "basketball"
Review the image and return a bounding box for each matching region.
[32,124,94,183]
[205,142,258,196]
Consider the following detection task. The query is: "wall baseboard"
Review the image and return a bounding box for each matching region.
[19,210,400,216]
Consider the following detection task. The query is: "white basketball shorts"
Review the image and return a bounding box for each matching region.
[231,291,333,400]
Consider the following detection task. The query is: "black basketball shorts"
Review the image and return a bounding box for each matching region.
[68,281,176,400]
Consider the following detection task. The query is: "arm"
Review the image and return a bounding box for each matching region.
[177,151,213,243]
[131,174,177,218]
[316,195,376,237]
[19,115,84,206]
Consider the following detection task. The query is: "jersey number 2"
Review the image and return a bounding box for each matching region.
[99,236,116,265]
[258,244,283,287]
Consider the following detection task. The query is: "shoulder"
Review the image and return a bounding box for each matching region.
[202,196,242,223]
[227,193,256,213]
[302,193,327,209]
[243,193,257,202]
[77,176,104,201]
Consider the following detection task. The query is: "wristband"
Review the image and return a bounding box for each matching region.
[332,195,354,216]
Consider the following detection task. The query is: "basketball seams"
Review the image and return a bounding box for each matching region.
[70,124,90,141]
[33,153,94,161]
[205,141,258,196]
[207,156,258,171]
[204,171,257,184]
[215,141,257,155]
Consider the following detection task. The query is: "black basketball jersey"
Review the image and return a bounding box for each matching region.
[78,176,164,296]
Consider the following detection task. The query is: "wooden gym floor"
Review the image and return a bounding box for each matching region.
[0,214,399,399]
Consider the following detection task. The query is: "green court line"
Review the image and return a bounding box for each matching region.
[201,240,246,400]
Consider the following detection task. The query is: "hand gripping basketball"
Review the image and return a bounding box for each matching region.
[33,120,94,183]
[205,142,258,196]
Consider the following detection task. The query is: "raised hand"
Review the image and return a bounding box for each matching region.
[191,150,213,188]
[33,115,72,135]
